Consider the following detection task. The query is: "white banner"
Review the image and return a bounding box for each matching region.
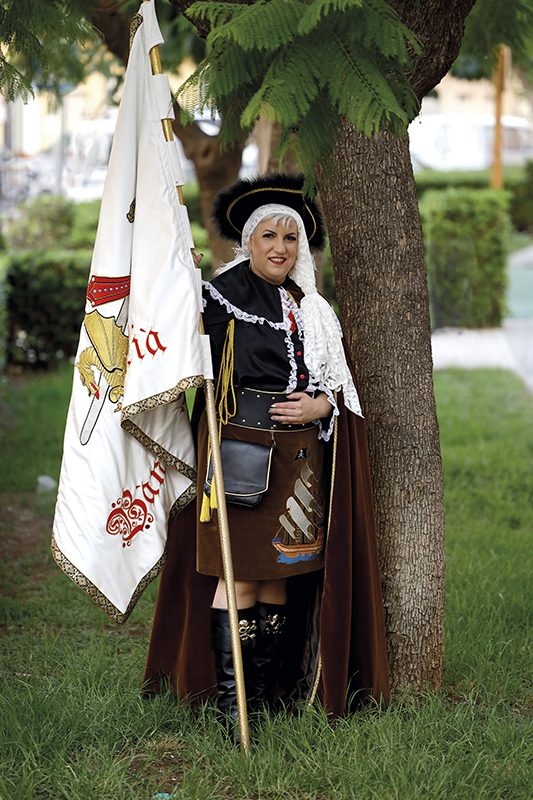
[52,0,212,622]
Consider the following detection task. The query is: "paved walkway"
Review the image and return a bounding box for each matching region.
[432,320,533,393]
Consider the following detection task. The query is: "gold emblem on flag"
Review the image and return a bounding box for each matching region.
[76,311,128,404]
[129,13,143,54]
[126,198,136,223]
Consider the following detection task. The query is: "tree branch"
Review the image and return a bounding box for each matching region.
[388,0,477,99]
[90,0,131,64]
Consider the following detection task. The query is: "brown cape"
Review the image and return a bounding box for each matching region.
[143,305,389,715]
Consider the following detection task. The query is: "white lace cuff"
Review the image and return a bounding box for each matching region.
[314,385,338,442]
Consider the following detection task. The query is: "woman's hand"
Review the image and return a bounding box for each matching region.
[269,392,332,425]
[191,249,204,268]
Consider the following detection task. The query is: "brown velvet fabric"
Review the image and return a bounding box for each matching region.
[143,288,390,714]
[143,499,218,703]
[143,392,389,713]
[196,414,326,581]
[318,384,390,712]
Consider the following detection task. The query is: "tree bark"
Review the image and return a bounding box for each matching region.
[173,117,244,268]
[318,130,445,689]
[316,0,477,691]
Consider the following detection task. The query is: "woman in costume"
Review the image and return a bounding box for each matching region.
[143,174,389,721]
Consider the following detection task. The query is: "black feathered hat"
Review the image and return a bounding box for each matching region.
[211,173,326,251]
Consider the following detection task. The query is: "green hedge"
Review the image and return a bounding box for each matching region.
[415,165,533,233]
[508,161,533,233]
[4,195,96,251]
[0,258,8,371]
[420,188,511,329]
[3,249,91,365]
[414,166,525,198]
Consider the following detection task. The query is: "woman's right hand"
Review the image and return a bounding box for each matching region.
[269,392,332,425]
[191,249,204,268]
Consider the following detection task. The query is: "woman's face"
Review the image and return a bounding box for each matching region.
[248,217,298,285]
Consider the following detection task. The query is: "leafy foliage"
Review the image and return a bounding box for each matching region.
[178,0,420,191]
[122,0,207,70]
[453,0,533,80]
[414,164,533,234]
[509,161,533,233]
[4,196,100,252]
[420,188,511,329]
[0,0,94,101]
[4,249,91,365]
[0,1,206,104]
[5,196,77,252]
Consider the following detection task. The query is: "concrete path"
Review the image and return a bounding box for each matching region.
[507,245,533,320]
[432,320,533,393]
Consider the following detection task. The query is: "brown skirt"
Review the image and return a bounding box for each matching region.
[196,412,326,581]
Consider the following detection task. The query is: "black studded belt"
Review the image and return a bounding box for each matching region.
[227,387,314,432]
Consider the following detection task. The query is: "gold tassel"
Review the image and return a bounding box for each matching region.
[200,491,212,522]
[200,321,235,524]
[216,319,236,425]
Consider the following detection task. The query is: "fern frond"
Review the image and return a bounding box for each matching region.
[358,0,420,61]
[298,0,364,34]
[187,2,238,26]
[241,39,322,128]
[322,30,408,123]
[206,0,303,52]
[0,0,94,101]
[183,0,421,186]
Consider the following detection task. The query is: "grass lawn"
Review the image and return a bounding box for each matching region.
[1,366,533,799]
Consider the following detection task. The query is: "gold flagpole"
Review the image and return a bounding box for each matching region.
[144,1,251,754]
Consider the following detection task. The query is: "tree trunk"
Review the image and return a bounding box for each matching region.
[317,128,445,690]
[315,0,477,690]
[172,114,245,269]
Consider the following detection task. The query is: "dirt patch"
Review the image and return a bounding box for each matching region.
[0,491,55,584]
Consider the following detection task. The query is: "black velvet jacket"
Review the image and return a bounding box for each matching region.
[203,262,310,393]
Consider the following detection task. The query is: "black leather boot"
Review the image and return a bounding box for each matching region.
[210,607,257,740]
[252,601,287,716]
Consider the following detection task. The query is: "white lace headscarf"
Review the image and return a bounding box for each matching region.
[216,203,362,417]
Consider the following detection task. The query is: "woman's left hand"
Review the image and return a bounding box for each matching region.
[269,392,332,425]
[191,249,204,268]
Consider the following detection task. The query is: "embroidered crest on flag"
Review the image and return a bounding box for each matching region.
[52,0,213,624]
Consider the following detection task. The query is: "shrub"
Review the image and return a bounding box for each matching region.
[0,258,8,372]
[69,200,101,249]
[181,182,203,227]
[5,196,77,251]
[415,164,533,233]
[4,195,102,252]
[508,161,533,233]
[420,188,511,329]
[4,249,91,365]
[414,166,525,200]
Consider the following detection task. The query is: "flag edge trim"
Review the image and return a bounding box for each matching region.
[50,482,196,624]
